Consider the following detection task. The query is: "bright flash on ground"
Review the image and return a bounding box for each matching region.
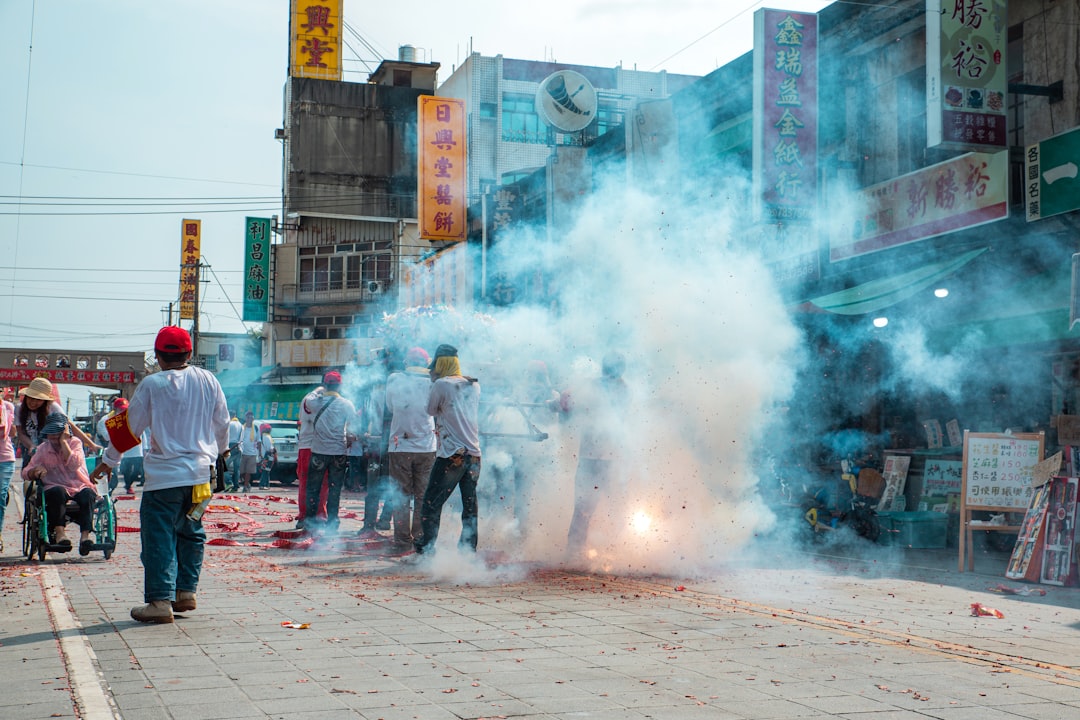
[631,510,653,534]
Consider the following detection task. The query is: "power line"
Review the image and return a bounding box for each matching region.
[0,159,279,188]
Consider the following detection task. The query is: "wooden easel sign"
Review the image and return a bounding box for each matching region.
[959,430,1045,572]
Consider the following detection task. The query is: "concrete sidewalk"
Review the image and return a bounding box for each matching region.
[3,489,1080,720]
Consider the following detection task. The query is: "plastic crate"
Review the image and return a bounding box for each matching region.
[877,511,948,549]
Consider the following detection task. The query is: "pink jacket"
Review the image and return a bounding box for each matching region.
[21,436,94,497]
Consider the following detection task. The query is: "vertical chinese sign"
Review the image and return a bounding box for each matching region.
[418,96,467,242]
[179,219,200,320]
[243,217,271,322]
[289,0,342,81]
[752,9,819,224]
[927,0,1007,151]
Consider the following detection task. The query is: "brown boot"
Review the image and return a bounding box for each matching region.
[131,600,174,624]
[172,591,197,613]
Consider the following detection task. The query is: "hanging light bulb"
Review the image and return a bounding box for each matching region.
[872,317,888,328]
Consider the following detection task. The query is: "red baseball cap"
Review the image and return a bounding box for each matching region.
[113,397,128,409]
[155,326,192,353]
[323,370,342,385]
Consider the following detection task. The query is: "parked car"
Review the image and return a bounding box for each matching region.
[257,419,299,485]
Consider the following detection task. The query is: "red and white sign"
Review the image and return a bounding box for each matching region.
[0,368,137,384]
[830,151,1008,261]
[752,9,819,223]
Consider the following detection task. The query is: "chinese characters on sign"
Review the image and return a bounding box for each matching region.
[289,0,342,81]
[964,436,1042,510]
[243,217,271,322]
[752,9,818,224]
[179,219,200,320]
[927,0,1007,151]
[830,151,1007,261]
[0,368,137,384]
[417,96,467,242]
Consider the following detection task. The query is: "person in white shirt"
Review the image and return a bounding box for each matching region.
[415,344,482,555]
[295,385,327,529]
[91,326,229,624]
[238,411,260,493]
[381,347,436,548]
[226,412,243,491]
[300,370,360,534]
[257,423,276,489]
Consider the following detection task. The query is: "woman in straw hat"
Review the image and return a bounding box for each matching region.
[15,377,98,459]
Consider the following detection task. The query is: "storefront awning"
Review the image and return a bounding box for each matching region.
[798,247,988,316]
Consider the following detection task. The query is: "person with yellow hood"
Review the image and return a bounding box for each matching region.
[414,344,482,555]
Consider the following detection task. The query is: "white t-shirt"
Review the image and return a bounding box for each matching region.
[301,391,360,456]
[103,365,229,491]
[385,369,436,454]
[427,376,481,459]
[239,422,260,456]
[297,387,325,450]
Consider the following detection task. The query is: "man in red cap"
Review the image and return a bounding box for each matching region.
[91,326,229,624]
[298,369,360,534]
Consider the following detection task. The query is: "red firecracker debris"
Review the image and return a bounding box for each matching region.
[970,602,1004,618]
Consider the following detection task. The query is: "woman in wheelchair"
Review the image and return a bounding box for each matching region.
[21,411,98,555]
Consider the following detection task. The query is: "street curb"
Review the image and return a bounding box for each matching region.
[42,566,120,720]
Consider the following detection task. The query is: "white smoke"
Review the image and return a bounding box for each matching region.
[394,177,804,578]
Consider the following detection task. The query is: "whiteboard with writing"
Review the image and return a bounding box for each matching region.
[962,432,1044,510]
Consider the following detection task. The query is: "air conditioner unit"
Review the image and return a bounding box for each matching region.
[292,327,313,340]
[366,280,384,295]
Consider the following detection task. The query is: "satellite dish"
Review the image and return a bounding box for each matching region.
[535,70,597,133]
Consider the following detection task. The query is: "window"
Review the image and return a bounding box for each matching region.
[364,253,391,281]
[300,252,391,292]
[595,101,623,138]
[346,255,363,289]
[479,102,497,120]
[393,69,411,87]
[502,93,549,144]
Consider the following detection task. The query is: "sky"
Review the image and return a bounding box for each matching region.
[0,0,832,413]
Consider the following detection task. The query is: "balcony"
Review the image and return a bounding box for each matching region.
[279,283,389,307]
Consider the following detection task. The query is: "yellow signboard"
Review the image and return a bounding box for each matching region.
[276,338,370,367]
[289,0,342,81]
[417,96,467,242]
[179,219,201,320]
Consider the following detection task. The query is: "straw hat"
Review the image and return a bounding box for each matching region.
[18,377,54,402]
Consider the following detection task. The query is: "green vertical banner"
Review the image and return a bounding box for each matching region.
[243,217,271,322]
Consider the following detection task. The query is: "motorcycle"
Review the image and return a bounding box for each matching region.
[801,458,883,543]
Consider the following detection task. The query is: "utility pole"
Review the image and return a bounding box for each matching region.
[191,260,201,360]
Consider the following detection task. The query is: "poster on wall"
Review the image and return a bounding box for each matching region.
[878,455,911,511]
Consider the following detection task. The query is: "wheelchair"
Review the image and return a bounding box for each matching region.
[21,477,117,561]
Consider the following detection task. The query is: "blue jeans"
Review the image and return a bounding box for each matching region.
[228,445,241,488]
[0,461,13,530]
[305,453,346,527]
[140,486,205,602]
[416,454,481,553]
[120,456,144,490]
